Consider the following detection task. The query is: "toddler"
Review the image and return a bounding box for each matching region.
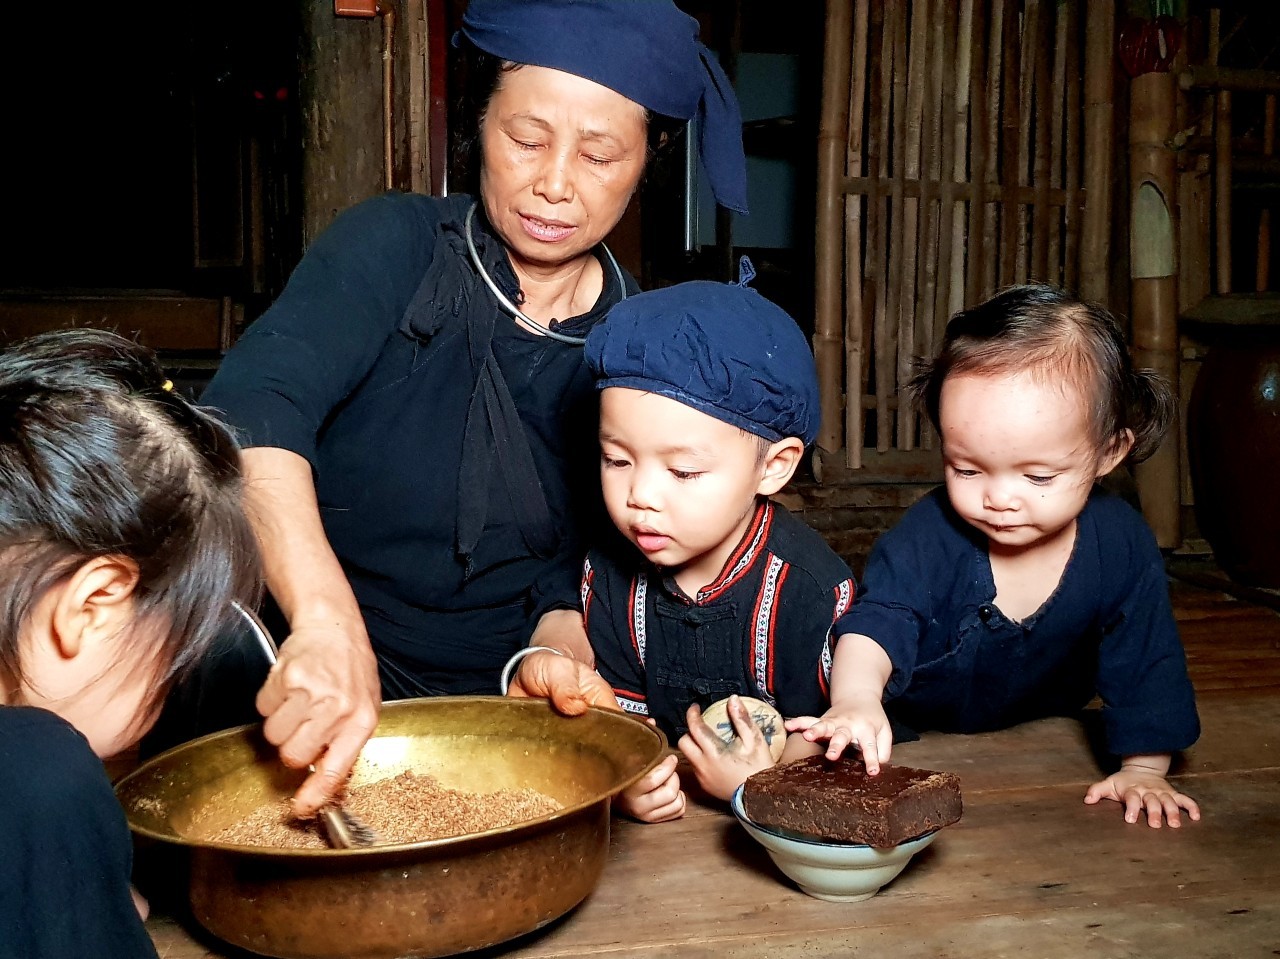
[0,329,260,955]
[790,284,1201,828]
[508,266,856,821]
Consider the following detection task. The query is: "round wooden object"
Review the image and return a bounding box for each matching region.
[702,696,786,761]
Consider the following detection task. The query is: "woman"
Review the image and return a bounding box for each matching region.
[200,0,748,815]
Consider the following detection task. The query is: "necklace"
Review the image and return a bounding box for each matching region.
[464,203,627,346]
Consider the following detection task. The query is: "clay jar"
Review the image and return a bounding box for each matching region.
[1187,318,1280,588]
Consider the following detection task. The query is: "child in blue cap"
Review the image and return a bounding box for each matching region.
[506,264,856,822]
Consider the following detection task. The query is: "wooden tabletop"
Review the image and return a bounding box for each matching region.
[144,579,1280,959]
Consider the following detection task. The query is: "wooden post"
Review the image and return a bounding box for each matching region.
[1257,94,1275,291]
[1080,0,1115,304]
[1129,70,1181,548]
[844,0,870,468]
[1215,89,1233,294]
[815,0,853,455]
[896,0,929,450]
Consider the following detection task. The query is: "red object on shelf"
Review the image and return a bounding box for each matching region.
[335,0,378,17]
[1118,15,1182,78]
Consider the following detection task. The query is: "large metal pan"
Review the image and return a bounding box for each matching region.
[115,696,666,959]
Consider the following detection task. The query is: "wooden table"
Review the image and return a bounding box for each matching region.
[144,579,1280,959]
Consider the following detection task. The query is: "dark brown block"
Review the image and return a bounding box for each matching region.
[742,755,962,848]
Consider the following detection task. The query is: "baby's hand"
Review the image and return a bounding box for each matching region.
[678,697,776,800]
[616,752,686,823]
[1084,769,1201,828]
[784,691,893,773]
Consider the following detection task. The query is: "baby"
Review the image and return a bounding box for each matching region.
[791,284,1201,829]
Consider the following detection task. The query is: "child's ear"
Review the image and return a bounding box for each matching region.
[756,437,805,496]
[49,556,141,659]
[1097,428,1136,478]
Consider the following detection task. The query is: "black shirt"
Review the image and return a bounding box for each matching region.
[0,707,158,959]
[584,500,857,741]
[836,487,1200,756]
[203,193,635,696]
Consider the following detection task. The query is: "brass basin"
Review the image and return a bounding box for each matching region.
[115,696,666,959]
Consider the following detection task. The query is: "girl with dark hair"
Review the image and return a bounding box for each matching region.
[789,283,1202,829]
[0,329,260,956]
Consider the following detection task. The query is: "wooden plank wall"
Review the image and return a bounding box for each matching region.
[814,0,1115,472]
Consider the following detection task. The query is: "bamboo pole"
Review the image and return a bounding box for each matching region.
[1130,70,1181,548]
[980,0,1005,299]
[883,0,908,451]
[917,0,949,451]
[965,0,991,305]
[896,0,929,450]
[1216,89,1233,295]
[1015,0,1039,283]
[1046,2,1068,287]
[942,0,967,323]
[1079,0,1115,304]
[1031,0,1054,281]
[815,0,853,455]
[1063,0,1082,292]
[1257,94,1275,291]
[844,0,870,468]
[872,0,895,451]
[998,0,1023,289]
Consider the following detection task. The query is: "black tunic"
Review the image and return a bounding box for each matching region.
[202,192,634,696]
[584,500,857,742]
[0,707,158,959]
[836,487,1200,755]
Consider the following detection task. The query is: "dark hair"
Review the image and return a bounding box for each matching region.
[0,329,261,715]
[449,37,683,196]
[908,283,1174,464]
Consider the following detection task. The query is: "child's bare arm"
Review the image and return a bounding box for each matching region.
[785,633,894,772]
[1083,753,1201,828]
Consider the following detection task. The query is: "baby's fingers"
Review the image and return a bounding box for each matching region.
[778,711,819,732]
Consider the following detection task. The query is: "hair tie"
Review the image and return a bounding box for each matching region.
[161,379,174,393]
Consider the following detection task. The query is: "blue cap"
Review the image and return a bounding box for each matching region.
[584,262,820,445]
[456,0,748,215]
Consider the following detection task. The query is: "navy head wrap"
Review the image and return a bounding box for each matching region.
[457,0,748,214]
[584,260,820,445]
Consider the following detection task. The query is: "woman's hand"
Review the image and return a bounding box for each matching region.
[1084,764,1201,828]
[506,649,621,715]
[616,752,686,823]
[678,697,777,801]
[255,617,382,817]
[785,690,893,773]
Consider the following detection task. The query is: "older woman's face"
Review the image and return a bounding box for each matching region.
[480,64,647,272]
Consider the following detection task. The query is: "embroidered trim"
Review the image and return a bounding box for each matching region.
[629,575,648,666]
[698,501,773,603]
[750,554,786,706]
[832,577,854,621]
[580,557,595,631]
[819,633,834,694]
[819,578,854,695]
[616,693,649,715]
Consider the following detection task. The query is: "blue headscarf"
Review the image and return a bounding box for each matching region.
[584,260,820,444]
[457,0,749,214]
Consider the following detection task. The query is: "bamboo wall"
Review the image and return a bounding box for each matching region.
[815,0,1115,471]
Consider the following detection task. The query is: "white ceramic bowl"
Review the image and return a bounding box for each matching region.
[730,785,937,902]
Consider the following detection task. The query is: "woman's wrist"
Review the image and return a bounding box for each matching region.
[499,646,565,695]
